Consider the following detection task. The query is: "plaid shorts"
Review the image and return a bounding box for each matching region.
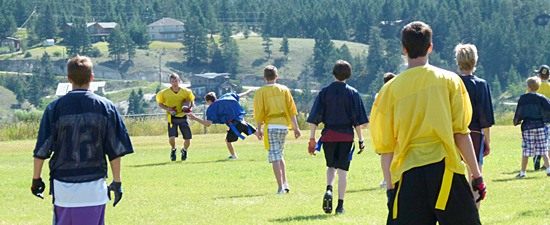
[522,127,548,157]
[267,128,288,163]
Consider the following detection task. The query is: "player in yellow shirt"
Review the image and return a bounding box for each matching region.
[156,73,195,161]
[370,21,485,224]
[253,65,301,194]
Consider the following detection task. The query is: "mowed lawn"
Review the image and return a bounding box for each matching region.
[1,125,549,224]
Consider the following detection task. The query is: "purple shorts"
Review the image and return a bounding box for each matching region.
[54,205,105,225]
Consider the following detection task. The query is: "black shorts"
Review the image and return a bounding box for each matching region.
[226,120,257,142]
[168,117,192,139]
[322,142,353,171]
[470,131,484,164]
[387,160,480,225]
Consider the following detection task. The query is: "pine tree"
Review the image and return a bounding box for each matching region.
[182,16,209,66]
[313,29,335,79]
[279,35,289,60]
[262,33,272,59]
[107,27,127,62]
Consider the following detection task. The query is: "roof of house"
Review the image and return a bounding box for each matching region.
[192,73,231,79]
[66,22,117,29]
[148,17,185,27]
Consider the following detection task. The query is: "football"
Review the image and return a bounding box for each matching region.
[182,100,192,113]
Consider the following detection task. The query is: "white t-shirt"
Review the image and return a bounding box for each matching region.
[53,178,109,207]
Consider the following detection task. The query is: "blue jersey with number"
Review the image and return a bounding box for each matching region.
[206,93,246,124]
[33,90,134,183]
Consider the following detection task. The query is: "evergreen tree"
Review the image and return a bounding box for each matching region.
[313,28,334,79]
[183,16,209,66]
[65,19,92,57]
[339,44,352,63]
[128,19,150,49]
[35,4,57,40]
[279,35,289,60]
[0,13,16,38]
[107,27,127,62]
[262,33,272,59]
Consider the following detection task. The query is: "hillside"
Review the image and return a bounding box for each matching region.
[0,36,369,83]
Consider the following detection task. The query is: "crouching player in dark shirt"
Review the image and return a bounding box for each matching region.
[31,55,134,224]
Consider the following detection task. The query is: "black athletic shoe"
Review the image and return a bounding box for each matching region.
[323,191,333,214]
[335,207,345,214]
[181,148,187,161]
[534,155,541,170]
[170,148,176,161]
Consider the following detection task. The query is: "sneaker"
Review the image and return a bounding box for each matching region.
[516,173,525,178]
[541,166,547,170]
[228,155,238,159]
[335,207,345,214]
[170,148,176,161]
[379,180,386,188]
[181,148,187,161]
[323,190,333,214]
[277,189,285,194]
[282,182,290,193]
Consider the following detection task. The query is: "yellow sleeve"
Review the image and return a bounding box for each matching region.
[286,89,298,116]
[253,90,265,123]
[185,88,195,102]
[155,90,165,104]
[450,76,472,134]
[369,87,396,154]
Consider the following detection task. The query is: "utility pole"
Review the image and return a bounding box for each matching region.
[158,53,162,85]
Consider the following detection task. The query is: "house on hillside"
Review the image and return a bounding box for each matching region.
[63,22,117,42]
[0,37,20,53]
[188,73,236,98]
[147,17,185,41]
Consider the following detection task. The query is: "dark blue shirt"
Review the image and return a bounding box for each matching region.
[34,90,134,183]
[307,82,369,136]
[206,93,245,124]
[514,92,550,131]
[459,75,495,130]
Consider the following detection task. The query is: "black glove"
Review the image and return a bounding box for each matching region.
[357,140,365,154]
[471,176,486,203]
[386,189,395,210]
[31,178,45,199]
[108,181,123,207]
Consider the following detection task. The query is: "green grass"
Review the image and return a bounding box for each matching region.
[1,125,549,224]
[149,41,184,50]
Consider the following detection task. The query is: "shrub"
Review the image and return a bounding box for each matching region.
[24,52,32,58]
[53,51,62,57]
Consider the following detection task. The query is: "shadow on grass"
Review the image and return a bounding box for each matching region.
[130,159,228,167]
[347,187,378,193]
[270,214,331,223]
[213,194,266,200]
[492,177,537,182]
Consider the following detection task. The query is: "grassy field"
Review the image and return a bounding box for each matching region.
[1,125,549,224]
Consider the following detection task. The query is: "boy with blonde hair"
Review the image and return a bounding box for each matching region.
[513,76,550,178]
[254,65,301,194]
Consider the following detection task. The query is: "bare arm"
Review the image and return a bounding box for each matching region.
[454,133,482,178]
[109,157,121,182]
[309,123,317,139]
[238,89,253,98]
[187,113,212,127]
[158,103,170,111]
[482,127,491,156]
[354,124,366,141]
[33,158,45,179]
[381,153,394,189]
[256,122,264,140]
[290,115,301,139]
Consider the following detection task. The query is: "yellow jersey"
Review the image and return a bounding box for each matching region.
[156,87,195,118]
[253,83,298,127]
[370,65,472,184]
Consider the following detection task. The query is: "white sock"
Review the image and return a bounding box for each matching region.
[546,168,550,174]
[520,171,526,176]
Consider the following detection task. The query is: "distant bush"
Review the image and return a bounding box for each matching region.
[53,51,62,57]
[14,109,42,123]
[89,47,102,57]
[24,52,32,58]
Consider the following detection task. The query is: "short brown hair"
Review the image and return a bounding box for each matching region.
[383,73,396,84]
[204,92,217,102]
[333,60,352,81]
[264,65,278,80]
[169,73,180,81]
[67,55,93,86]
[527,76,541,91]
[401,21,432,59]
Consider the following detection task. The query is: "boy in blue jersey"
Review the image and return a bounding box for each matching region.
[31,55,134,224]
[307,60,369,214]
[513,76,550,178]
[187,90,257,159]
